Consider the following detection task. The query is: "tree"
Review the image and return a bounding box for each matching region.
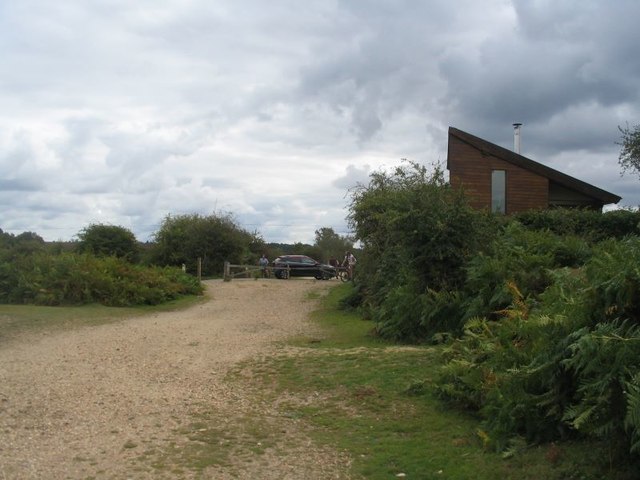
[313,227,354,263]
[76,224,139,261]
[0,229,46,257]
[291,242,323,261]
[13,231,46,255]
[150,213,254,276]
[618,123,640,178]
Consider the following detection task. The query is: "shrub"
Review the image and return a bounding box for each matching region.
[463,223,592,320]
[563,321,640,456]
[0,252,203,306]
[514,208,640,241]
[582,237,640,326]
[437,235,640,459]
[347,161,496,341]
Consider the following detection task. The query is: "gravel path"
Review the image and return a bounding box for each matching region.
[0,279,352,479]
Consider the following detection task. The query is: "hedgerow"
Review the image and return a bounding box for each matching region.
[514,207,640,240]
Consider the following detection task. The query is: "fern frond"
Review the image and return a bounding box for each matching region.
[563,404,598,431]
[625,375,640,453]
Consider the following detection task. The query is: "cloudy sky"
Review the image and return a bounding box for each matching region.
[1,0,639,243]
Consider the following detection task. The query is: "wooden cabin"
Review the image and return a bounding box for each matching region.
[446,127,621,213]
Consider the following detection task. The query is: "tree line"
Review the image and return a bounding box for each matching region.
[71,214,353,276]
[0,213,354,306]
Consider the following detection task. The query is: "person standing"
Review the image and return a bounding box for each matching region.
[259,254,269,278]
[343,251,356,279]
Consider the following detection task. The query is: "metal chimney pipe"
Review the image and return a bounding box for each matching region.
[513,123,522,154]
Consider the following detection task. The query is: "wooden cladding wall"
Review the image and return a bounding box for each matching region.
[549,181,602,209]
[448,135,549,214]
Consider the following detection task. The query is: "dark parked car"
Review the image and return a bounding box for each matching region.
[273,255,335,280]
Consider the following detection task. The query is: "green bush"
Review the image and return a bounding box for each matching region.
[514,208,640,241]
[582,237,640,325]
[373,281,426,342]
[436,236,640,460]
[372,285,468,343]
[347,162,496,341]
[463,223,592,321]
[563,321,640,456]
[0,252,203,306]
[437,284,580,450]
[385,223,593,343]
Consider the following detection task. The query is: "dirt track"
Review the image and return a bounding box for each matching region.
[0,279,352,479]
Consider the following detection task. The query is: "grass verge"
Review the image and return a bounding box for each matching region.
[250,283,632,479]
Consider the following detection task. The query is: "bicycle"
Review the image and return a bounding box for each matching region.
[336,266,352,282]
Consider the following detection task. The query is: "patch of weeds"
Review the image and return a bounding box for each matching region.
[142,412,277,475]
[403,379,428,397]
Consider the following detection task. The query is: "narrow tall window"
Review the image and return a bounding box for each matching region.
[491,170,506,214]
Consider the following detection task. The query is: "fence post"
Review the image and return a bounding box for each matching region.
[224,261,231,281]
[197,257,202,281]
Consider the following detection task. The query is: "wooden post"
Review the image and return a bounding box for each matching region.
[224,261,231,281]
[197,257,202,281]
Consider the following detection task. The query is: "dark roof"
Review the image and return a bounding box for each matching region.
[448,127,621,205]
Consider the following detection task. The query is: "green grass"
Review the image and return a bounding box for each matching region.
[249,283,634,480]
[0,294,205,343]
[290,283,385,349]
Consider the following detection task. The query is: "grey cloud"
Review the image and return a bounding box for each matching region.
[295,3,446,141]
[0,178,42,192]
[101,127,203,170]
[441,1,640,134]
[0,192,89,222]
[332,165,371,190]
[524,112,623,156]
[1,0,638,242]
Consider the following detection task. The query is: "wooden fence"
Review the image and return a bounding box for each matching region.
[223,261,286,281]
